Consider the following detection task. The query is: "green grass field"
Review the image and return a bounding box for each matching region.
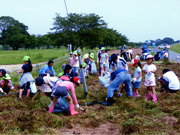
[170,43,180,53]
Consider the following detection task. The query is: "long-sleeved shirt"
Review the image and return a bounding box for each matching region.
[56,81,78,105]
[110,69,127,81]
[39,65,55,76]
[63,69,77,78]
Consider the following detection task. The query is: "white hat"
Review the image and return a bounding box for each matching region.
[146,55,154,60]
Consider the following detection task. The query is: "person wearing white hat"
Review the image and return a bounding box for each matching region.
[142,55,157,102]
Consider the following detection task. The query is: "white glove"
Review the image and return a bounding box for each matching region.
[103,62,106,65]
[158,77,161,80]
[0,88,3,93]
[75,104,79,109]
[132,78,136,83]
[46,73,50,77]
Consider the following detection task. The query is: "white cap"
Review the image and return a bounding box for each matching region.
[146,55,154,59]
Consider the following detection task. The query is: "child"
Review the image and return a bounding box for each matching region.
[128,47,133,60]
[142,55,157,102]
[49,77,80,116]
[100,47,108,76]
[19,56,34,99]
[135,53,140,61]
[130,59,142,97]
[73,51,79,74]
[0,74,14,94]
[68,52,74,67]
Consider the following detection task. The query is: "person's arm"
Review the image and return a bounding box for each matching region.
[105,54,108,63]
[150,65,157,73]
[73,56,78,62]
[136,71,142,79]
[51,67,55,75]
[69,83,78,106]
[19,69,24,74]
[39,66,46,75]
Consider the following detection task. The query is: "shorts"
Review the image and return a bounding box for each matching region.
[51,86,69,98]
[20,82,30,91]
[144,79,156,87]
[100,62,108,67]
[133,81,141,88]
[73,67,79,74]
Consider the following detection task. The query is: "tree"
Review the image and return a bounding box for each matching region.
[0,16,29,50]
[51,13,106,51]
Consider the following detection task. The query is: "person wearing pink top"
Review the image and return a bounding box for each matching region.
[49,77,80,116]
[68,52,74,67]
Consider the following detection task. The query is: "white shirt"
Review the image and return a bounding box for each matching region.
[143,64,157,80]
[73,56,79,67]
[128,49,133,54]
[135,55,140,60]
[117,57,128,71]
[163,71,180,90]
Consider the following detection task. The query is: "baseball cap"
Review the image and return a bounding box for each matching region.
[130,59,139,66]
[72,77,80,86]
[58,72,64,78]
[69,52,73,55]
[23,56,30,61]
[73,51,77,55]
[101,47,106,50]
[90,53,94,59]
[3,74,11,80]
[82,62,87,68]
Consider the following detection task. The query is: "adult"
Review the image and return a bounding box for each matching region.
[159,50,164,60]
[0,74,13,95]
[120,45,126,57]
[63,64,78,79]
[128,47,133,60]
[19,56,34,99]
[39,60,55,77]
[135,53,141,61]
[163,46,168,53]
[82,53,94,72]
[100,47,108,76]
[0,69,6,77]
[73,51,79,74]
[141,46,150,60]
[49,77,80,116]
[102,68,132,106]
[158,69,180,93]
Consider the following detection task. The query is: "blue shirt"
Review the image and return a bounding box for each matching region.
[39,65,55,76]
[121,46,125,51]
[134,67,142,82]
[159,50,164,54]
[142,48,150,53]
[110,69,127,81]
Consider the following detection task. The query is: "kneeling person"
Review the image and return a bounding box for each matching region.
[0,74,13,94]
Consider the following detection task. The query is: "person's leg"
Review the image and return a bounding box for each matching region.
[159,77,169,91]
[124,74,132,96]
[19,89,23,98]
[104,65,107,74]
[49,97,58,113]
[100,64,103,76]
[66,95,78,116]
[26,82,31,98]
[145,86,150,100]
[135,88,139,96]
[151,86,157,102]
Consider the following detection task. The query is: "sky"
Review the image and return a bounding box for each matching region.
[1,0,180,42]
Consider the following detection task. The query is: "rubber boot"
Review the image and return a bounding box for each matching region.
[152,94,157,102]
[132,92,136,98]
[102,97,113,106]
[69,104,78,116]
[145,93,150,100]
[48,107,53,113]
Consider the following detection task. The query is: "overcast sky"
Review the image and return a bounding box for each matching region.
[1,0,180,42]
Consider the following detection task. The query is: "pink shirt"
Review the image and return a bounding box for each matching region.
[56,81,78,105]
[68,57,74,67]
[60,75,70,81]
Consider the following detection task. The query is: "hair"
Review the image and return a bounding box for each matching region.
[162,69,170,74]
[48,60,54,65]
[65,64,72,70]
[27,59,33,72]
[135,61,142,69]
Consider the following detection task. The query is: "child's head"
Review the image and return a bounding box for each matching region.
[73,51,78,56]
[101,47,106,53]
[130,59,139,67]
[129,47,132,49]
[82,62,87,69]
[162,69,170,74]
[3,74,11,83]
[70,77,80,87]
[23,56,30,64]
[69,52,73,57]
[146,55,154,65]
[65,64,72,73]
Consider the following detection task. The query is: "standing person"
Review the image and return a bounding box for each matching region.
[159,50,164,60]
[128,47,133,60]
[0,69,6,78]
[158,69,180,93]
[97,47,102,76]
[68,52,74,67]
[49,77,80,116]
[19,56,34,99]
[39,60,55,77]
[135,53,141,61]
[121,45,126,57]
[100,47,108,76]
[102,68,132,106]
[163,46,168,53]
[130,59,142,97]
[0,74,14,95]
[72,51,79,74]
[143,55,157,102]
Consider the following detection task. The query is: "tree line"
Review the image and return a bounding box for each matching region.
[0,13,129,51]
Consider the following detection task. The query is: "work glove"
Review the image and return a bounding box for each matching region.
[0,88,3,93]
[158,77,161,80]
[75,104,80,109]
[132,78,136,83]
[103,62,106,65]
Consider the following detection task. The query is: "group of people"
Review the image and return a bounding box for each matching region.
[0,45,178,116]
